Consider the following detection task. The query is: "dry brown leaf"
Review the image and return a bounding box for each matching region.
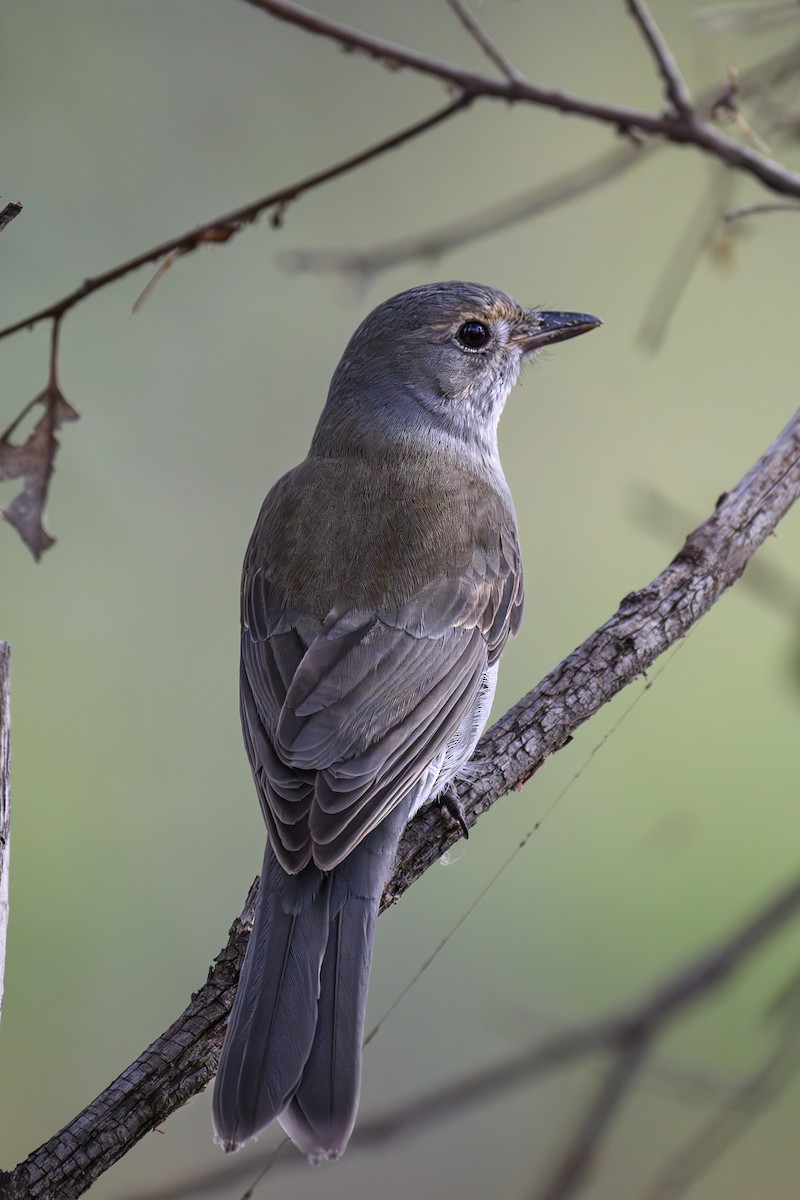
[0,383,79,559]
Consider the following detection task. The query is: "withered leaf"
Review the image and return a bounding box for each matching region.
[0,384,79,560]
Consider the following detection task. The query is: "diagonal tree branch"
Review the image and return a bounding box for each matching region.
[1,402,799,1200]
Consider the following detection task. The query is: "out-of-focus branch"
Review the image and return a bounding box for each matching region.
[637,167,735,351]
[531,1040,650,1200]
[115,868,800,1200]
[725,200,800,221]
[2,400,800,1198]
[640,972,800,1200]
[0,644,9,1025]
[282,143,644,280]
[694,2,800,38]
[527,871,800,1200]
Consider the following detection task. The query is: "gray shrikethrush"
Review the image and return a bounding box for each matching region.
[212,281,600,1161]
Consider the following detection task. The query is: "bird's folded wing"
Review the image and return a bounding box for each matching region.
[240,540,523,872]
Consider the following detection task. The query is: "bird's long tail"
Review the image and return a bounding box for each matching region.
[212,843,330,1153]
[212,799,411,1160]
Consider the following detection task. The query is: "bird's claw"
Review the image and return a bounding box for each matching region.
[439,783,469,839]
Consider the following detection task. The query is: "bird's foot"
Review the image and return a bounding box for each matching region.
[438,783,469,839]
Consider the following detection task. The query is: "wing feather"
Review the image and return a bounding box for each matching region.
[240,495,524,873]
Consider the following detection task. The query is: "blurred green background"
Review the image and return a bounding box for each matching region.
[2,2,800,1197]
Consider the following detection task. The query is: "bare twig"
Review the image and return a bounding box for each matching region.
[244,0,800,198]
[725,199,800,220]
[282,40,800,283]
[1,8,799,349]
[0,203,22,234]
[0,97,469,346]
[445,0,524,85]
[627,0,695,117]
[1,401,800,1198]
[0,98,473,557]
[0,644,9,1026]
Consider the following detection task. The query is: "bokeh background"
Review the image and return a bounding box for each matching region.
[1,2,800,1197]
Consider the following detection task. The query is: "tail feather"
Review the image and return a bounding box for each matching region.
[279,897,375,1160]
[212,845,330,1151]
[213,795,413,1159]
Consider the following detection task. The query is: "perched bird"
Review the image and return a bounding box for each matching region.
[212,281,600,1161]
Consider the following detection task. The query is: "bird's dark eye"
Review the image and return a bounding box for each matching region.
[456,320,491,350]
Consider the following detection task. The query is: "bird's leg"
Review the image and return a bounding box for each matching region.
[438,783,470,840]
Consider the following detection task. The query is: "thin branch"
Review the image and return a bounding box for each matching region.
[627,0,695,117]
[241,0,678,128]
[533,935,800,1200]
[282,40,800,283]
[244,0,800,198]
[0,644,9,1026]
[445,0,524,85]
[725,200,800,220]
[1,13,799,349]
[1,402,800,1198]
[0,97,469,345]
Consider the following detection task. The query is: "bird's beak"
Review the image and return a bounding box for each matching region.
[515,310,602,354]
